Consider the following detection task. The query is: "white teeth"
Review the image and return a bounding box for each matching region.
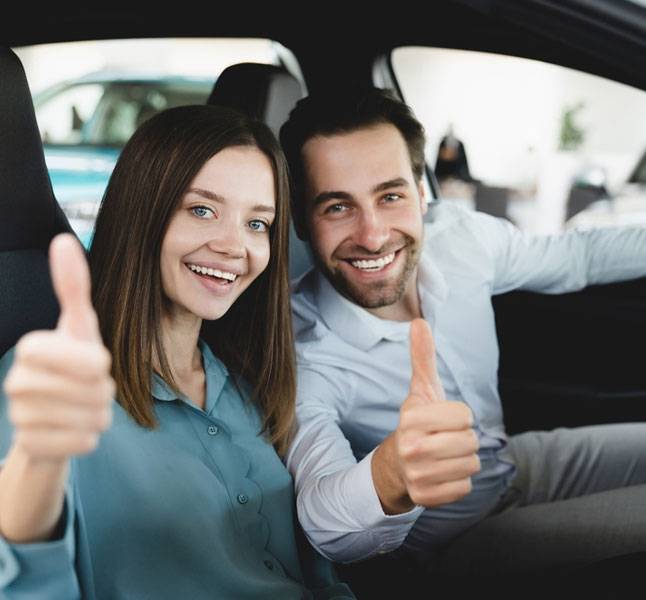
[350,252,396,271]
[187,263,237,281]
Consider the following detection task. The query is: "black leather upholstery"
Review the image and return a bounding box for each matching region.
[0,47,73,357]
[207,62,314,280]
[207,62,304,137]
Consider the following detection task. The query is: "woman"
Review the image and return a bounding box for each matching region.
[0,105,354,599]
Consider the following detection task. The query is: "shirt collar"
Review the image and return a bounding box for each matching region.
[314,253,449,352]
[151,338,229,403]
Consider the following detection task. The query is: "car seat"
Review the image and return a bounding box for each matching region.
[206,62,314,281]
[0,47,74,358]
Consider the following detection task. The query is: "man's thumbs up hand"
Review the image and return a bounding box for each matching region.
[3,234,115,462]
[372,319,480,514]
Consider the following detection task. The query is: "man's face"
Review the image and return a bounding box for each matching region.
[301,123,427,311]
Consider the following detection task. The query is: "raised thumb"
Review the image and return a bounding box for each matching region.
[409,318,445,403]
[49,233,99,342]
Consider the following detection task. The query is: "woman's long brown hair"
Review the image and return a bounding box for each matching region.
[88,105,295,455]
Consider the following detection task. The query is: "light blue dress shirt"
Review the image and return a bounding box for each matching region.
[0,340,354,599]
[286,202,646,563]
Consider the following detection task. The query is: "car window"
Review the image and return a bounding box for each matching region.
[35,83,105,145]
[391,47,646,233]
[13,38,297,247]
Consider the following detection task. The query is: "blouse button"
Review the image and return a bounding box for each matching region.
[237,493,249,505]
[207,425,219,436]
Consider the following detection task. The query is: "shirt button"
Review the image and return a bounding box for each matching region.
[207,425,219,436]
[237,493,248,504]
[264,559,274,570]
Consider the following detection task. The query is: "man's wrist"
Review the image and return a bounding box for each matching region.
[371,436,415,515]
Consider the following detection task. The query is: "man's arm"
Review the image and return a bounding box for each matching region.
[287,320,479,563]
[472,212,646,294]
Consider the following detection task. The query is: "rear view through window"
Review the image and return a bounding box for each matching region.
[392,47,646,235]
[14,39,286,246]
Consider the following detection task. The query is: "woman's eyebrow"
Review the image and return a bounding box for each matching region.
[187,187,224,202]
[186,187,275,214]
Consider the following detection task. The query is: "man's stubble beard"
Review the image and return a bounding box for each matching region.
[317,233,422,309]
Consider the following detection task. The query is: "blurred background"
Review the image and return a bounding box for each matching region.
[12,39,646,246]
[14,38,283,246]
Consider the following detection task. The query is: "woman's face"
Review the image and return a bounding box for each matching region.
[160,145,276,323]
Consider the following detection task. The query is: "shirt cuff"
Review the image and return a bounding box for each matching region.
[352,449,424,551]
[0,487,77,594]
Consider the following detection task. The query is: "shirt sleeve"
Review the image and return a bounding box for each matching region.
[0,491,80,599]
[286,362,423,564]
[0,348,81,599]
[471,211,646,295]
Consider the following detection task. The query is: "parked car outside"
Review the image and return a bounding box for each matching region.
[565,147,646,230]
[33,72,215,246]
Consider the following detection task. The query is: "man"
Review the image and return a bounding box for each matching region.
[280,87,646,578]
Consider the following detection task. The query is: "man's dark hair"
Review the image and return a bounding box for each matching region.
[279,86,426,239]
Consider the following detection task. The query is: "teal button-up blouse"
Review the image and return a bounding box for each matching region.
[0,340,354,599]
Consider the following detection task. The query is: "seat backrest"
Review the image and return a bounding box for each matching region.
[207,62,314,280]
[0,47,74,357]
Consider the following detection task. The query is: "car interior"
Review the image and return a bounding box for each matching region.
[3,1,646,597]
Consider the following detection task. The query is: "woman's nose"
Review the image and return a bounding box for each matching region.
[206,223,246,258]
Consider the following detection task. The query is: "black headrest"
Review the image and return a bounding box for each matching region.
[207,62,313,280]
[207,62,304,136]
[0,47,71,251]
[0,47,73,356]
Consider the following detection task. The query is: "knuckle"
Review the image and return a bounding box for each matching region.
[460,478,473,495]
[97,407,113,431]
[7,403,24,425]
[103,378,116,402]
[471,455,481,474]
[398,434,425,462]
[99,346,112,372]
[2,370,18,396]
[14,333,37,359]
[79,433,100,454]
[458,403,474,425]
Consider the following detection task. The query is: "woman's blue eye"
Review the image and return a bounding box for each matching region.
[191,205,216,219]
[249,220,269,232]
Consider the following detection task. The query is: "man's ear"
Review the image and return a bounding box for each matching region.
[418,179,428,216]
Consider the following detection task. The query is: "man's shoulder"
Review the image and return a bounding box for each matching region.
[425,200,491,237]
[290,268,333,344]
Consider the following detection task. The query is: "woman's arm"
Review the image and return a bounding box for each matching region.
[0,235,114,544]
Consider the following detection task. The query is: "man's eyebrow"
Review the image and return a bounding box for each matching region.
[311,178,410,207]
[311,190,354,206]
[371,177,410,194]
[186,187,275,214]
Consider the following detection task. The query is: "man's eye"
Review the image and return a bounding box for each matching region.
[383,193,402,202]
[324,203,348,215]
[249,219,269,232]
[191,205,216,219]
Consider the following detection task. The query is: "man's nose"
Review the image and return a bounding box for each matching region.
[354,208,389,252]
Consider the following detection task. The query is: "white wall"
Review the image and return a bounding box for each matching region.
[393,47,646,191]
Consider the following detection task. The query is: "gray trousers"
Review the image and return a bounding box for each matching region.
[436,423,646,576]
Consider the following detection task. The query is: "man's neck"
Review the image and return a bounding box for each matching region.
[365,273,422,322]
